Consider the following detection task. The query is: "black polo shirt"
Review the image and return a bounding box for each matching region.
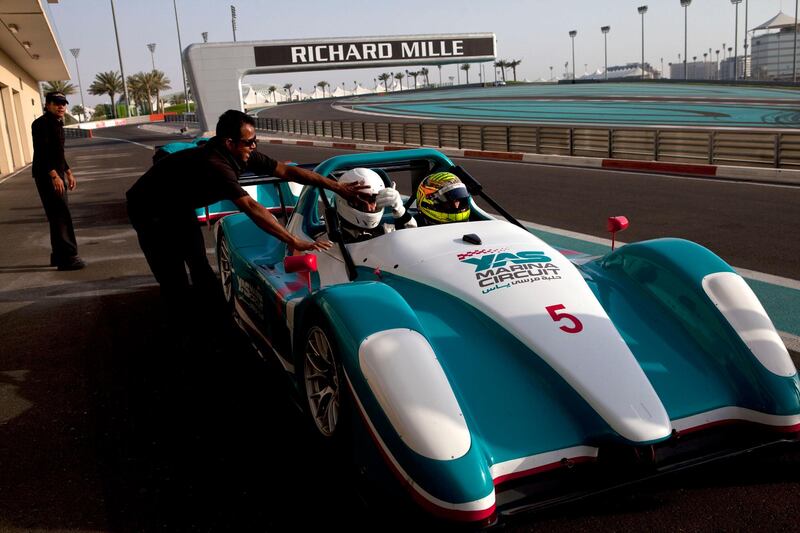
[31,111,69,178]
[126,137,278,215]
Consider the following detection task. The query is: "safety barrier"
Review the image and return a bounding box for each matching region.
[169,114,800,170]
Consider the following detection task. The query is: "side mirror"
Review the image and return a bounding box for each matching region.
[284,254,318,293]
[606,216,629,251]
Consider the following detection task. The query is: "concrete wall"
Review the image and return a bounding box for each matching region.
[0,46,42,176]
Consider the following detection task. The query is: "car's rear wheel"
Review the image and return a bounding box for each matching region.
[302,324,346,438]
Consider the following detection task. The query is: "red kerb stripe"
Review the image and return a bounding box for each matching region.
[463,150,524,161]
[602,159,717,176]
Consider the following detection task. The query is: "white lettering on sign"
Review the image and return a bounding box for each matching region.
[363,43,377,59]
[345,44,362,61]
[290,46,306,63]
[287,39,472,64]
[400,40,466,58]
[401,42,419,58]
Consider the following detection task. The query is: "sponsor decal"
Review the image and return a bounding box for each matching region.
[458,250,562,294]
[238,276,264,317]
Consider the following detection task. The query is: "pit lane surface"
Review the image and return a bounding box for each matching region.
[0,124,798,532]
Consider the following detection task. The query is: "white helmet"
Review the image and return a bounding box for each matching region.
[335,168,385,229]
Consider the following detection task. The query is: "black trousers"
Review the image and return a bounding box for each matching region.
[128,202,228,336]
[34,174,78,262]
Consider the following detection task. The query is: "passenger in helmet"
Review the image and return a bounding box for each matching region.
[334,168,417,243]
[415,172,471,225]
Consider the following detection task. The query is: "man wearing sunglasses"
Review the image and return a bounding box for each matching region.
[126,109,369,330]
[31,91,85,270]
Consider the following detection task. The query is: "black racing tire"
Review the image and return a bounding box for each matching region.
[297,319,352,444]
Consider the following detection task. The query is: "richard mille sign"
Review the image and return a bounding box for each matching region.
[254,34,495,68]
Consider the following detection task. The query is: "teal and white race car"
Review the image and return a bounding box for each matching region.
[215,148,799,523]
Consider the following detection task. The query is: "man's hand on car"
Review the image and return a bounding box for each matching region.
[293,237,333,252]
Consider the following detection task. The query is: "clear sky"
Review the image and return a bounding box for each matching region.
[49,0,795,107]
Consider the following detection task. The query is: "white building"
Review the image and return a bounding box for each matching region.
[0,0,69,176]
[670,61,719,81]
[580,63,660,80]
[750,12,799,81]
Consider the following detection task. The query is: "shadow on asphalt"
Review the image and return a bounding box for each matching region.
[0,275,412,531]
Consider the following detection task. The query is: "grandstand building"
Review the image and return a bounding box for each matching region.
[750,12,800,81]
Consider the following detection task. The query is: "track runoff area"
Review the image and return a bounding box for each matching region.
[255,82,800,350]
[329,83,800,128]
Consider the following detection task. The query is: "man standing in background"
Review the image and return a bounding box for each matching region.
[32,91,85,271]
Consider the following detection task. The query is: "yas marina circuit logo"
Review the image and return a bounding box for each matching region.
[457,249,562,294]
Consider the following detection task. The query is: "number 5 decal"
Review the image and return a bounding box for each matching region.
[545,304,583,334]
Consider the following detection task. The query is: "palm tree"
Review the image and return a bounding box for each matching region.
[268,85,277,102]
[43,80,77,95]
[420,67,430,86]
[149,70,171,113]
[88,71,123,118]
[460,64,471,84]
[408,71,420,89]
[378,72,391,91]
[393,72,404,90]
[70,105,85,122]
[316,80,329,97]
[494,60,507,82]
[283,83,293,101]
[126,73,150,113]
[508,59,522,82]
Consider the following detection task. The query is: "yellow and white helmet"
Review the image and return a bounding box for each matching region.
[416,172,471,224]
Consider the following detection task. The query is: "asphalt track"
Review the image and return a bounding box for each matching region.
[0,124,798,532]
[258,82,800,128]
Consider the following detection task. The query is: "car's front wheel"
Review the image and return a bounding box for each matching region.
[302,324,346,439]
[216,232,234,309]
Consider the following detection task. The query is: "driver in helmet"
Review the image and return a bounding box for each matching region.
[335,167,417,243]
[415,171,471,225]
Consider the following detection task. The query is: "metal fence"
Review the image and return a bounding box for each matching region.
[168,114,800,169]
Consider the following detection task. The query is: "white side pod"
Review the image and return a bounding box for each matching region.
[702,272,796,377]
[359,329,471,461]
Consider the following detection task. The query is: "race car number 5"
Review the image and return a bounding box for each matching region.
[545,304,583,334]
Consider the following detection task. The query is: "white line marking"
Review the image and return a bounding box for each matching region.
[0,163,31,185]
[91,135,155,150]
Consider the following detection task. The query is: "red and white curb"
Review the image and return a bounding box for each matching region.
[258,135,800,185]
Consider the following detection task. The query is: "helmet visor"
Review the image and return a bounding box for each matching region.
[348,194,381,214]
[434,182,470,213]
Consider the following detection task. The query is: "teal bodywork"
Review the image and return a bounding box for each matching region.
[216,148,800,519]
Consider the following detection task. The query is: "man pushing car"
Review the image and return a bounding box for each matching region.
[126,109,369,331]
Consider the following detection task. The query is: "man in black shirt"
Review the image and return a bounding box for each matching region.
[127,109,367,327]
[32,91,85,270]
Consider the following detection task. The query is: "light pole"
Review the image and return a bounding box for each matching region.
[569,30,577,81]
[716,49,721,79]
[638,5,648,80]
[201,32,208,43]
[549,65,554,81]
[744,0,749,79]
[109,0,130,117]
[69,48,86,123]
[731,0,742,80]
[601,26,610,80]
[172,0,190,117]
[794,0,798,82]
[231,5,237,42]
[681,0,691,81]
[147,43,156,71]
